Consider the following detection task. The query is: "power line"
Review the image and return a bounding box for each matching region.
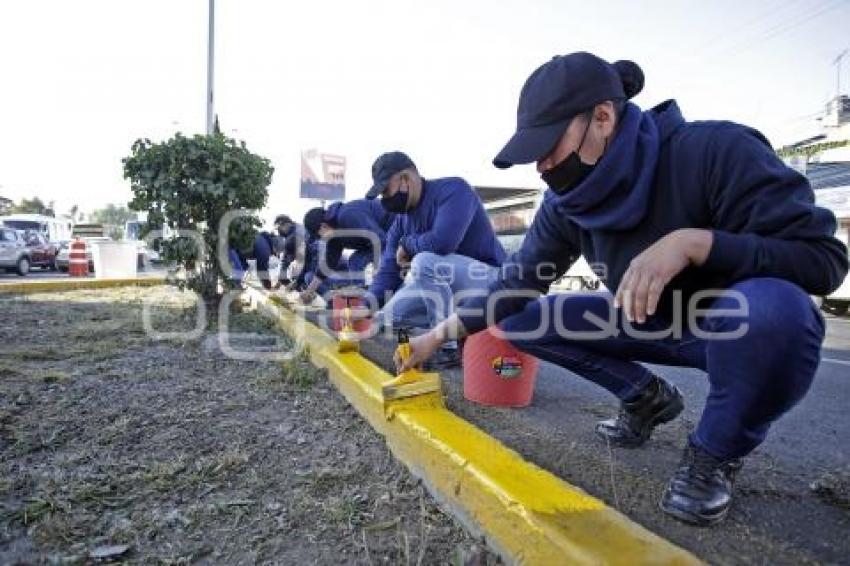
[697,0,844,62]
[694,0,807,54]
[730,0,847,54]
[833,48,849,96]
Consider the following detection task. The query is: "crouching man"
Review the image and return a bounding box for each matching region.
[228,230,286,290]
[366,151,505,368]
[397,52,848,525]
[299,198,395,303]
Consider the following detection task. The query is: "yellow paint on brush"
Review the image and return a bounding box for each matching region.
[248,287,701,565]
[336,307,360,353]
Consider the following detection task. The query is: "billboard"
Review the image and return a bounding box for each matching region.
[301,149,345,201]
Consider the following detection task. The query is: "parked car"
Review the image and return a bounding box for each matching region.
[0,227,31,276]
[22,231,59,270]
[54,237,108,272]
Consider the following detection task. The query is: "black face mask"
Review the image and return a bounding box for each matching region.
[541,115,597,195]
[381,186,409,213]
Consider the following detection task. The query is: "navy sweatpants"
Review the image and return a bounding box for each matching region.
[499,277,825,460]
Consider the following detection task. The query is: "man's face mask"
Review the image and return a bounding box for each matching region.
[381,179,409,213]
[541,113,597,195]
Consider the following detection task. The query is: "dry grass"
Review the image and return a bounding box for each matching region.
[0,285,497,565]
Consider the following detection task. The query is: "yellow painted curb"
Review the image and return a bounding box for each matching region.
[0,276,166,294]
[248,289,701,565]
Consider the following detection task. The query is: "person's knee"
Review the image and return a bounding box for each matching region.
[410,251,440,273]
[706,278,822,343]
[499,301,545,352]
[410,252,457,285]
[349,250,373,273]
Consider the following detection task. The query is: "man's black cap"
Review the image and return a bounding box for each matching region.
[493,52,643,169]
[366,151,416,199]
[303,207,326,237]
[274,214,293,227]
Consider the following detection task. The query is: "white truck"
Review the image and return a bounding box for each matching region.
[0,213,72,244]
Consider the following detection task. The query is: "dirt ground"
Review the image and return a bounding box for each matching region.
[0,286,498,565]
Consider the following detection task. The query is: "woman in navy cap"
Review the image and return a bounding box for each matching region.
[398,51,848,526]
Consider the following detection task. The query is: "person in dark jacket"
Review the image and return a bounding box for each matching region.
[278,230,318,291]
[299,198,396,303]
[365,151,506,367]
[397,52,848,526]
[275,221,308,286]
[228,231,285,290]
[274,214,300,239]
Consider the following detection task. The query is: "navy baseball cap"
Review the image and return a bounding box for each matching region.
[366,151,416,199]
[493,52,643,169]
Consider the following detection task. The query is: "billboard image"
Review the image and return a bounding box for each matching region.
[301,149,346,201]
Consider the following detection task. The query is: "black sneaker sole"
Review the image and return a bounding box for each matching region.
[658,494,730,527]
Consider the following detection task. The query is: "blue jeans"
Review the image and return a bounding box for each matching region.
[309,253,370,296]
[499,277,825,460]
[380,252,499,331]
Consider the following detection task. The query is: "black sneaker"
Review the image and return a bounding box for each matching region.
[595,376,684,448]
[424,347,461,371]
[660,442,743,526]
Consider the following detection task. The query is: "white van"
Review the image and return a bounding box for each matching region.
[0,214,73,244]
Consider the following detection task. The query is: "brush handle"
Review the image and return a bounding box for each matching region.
[397,342,411,363]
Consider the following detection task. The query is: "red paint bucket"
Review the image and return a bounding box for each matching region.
[330,294,371,333]
[463,327,539,407]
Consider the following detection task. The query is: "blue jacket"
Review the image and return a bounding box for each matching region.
[231,231,283,289]
[370,177,506,305]
[459,100,849,332]
[317,199,396,281]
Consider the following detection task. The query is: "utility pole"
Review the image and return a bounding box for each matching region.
[206,0,215,135]
[833,49,848,98]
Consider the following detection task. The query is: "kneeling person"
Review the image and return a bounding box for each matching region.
[398,52,848,525]
[299,198,395,303]
[228,230,285,290]
[366,151,505,366]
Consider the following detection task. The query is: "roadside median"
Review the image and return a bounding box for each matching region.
[0,277,699,564]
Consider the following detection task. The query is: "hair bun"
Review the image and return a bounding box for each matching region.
[613,60,644,99]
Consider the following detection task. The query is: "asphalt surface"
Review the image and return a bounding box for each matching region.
[333,306,850,565]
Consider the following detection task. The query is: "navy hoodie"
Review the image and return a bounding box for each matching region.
[317,198,396,281]
[459,100,849,332]
[369,177,506,305]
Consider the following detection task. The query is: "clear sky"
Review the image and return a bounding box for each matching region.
[1,0,848,226]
